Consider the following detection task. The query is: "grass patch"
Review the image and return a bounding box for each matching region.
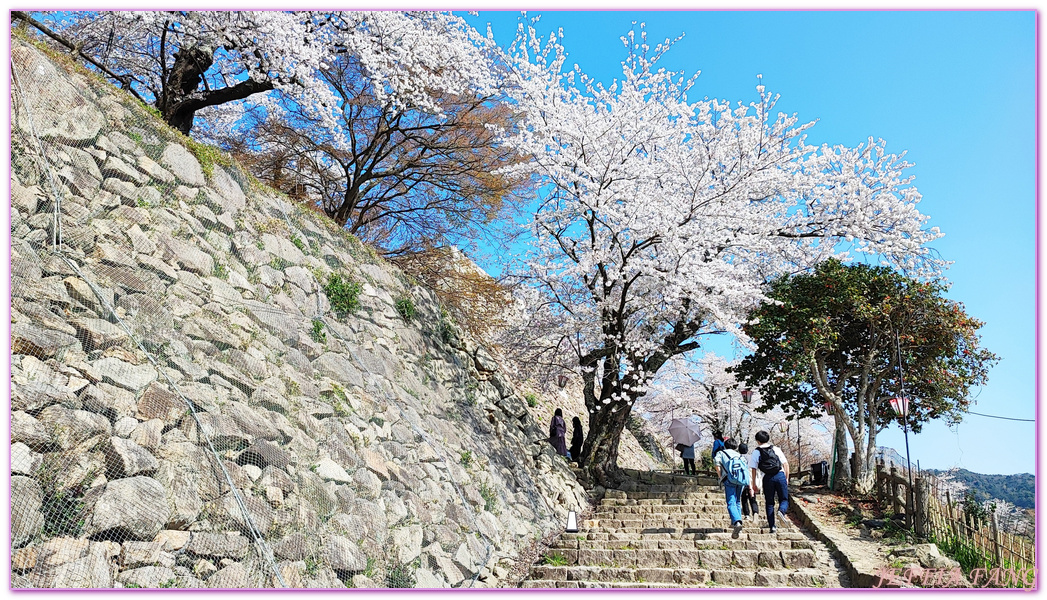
[310,319,327,344]
[324,273,362,317]
[524,392,538,408]
[460,450,473,468]
[183,137,232,178]
[394,297,415,322]
[291,234,306,252]
[269,256,292,271]
[540,553,568,567]
[213,262,228,280]
[37,460,90,539]
[437,309,456,344]
[385,562,416,588]
[479,481,498,513]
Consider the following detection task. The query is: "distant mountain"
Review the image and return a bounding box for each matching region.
[926,468,1035,509]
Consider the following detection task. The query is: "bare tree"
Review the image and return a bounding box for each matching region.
[219,51,531,256]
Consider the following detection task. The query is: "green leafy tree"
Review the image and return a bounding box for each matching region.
[732,259,997,491]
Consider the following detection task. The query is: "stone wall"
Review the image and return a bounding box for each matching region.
[9,37,591,588]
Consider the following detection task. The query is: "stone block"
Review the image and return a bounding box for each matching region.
[591,567,634,582]
[757,551,785,569]
[674,568,709,584]
[711,570,756,586]
[635,568,675,583]
[532,566,567,581]
[610,549,638,567]
[732,549,759,568]
[754,571,791,587]
[789,570,827,587]
[632,549,666,568]
[185,532,250,560]
[121,541,163,569]
[700,550,733,569]
[780,549,815,569]
[577,549,615,567]
[564,565,597,581]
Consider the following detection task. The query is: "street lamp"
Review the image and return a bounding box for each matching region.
[796,413,802,479]
[739,389,753,440]
[890,396,913,477]
[894,331,915,524]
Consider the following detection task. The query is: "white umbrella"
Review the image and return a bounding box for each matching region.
[668,418,702,447]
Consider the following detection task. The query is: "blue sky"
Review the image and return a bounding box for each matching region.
[463,10,1037,475]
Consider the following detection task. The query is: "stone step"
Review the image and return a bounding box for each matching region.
[523,474,839,589]
[551,538,815,552]
[577,530,803,541]
[537,547,817,570]
[603,491,724,501]
[599,498,772,506]
[583,518,795,529]
[595,504,776,513]
[521,566,828,587]
[597,500,754,508]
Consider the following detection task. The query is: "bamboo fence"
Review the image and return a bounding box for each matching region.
[873,458,1034,585]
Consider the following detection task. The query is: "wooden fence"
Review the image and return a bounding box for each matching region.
[873,459,1034,578]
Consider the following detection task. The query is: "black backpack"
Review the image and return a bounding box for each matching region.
[756,446,782,476]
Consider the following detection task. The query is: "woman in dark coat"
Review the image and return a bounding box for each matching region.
[549,408,568,457]
[569,416,584,461]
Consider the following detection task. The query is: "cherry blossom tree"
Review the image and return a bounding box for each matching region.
[636,353,833,470]
[638,354,744,440]
[19,11,506,136]
[21,10,529,253]
[501,23,943,486]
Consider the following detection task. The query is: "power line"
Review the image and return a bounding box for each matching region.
[967,411,1035,423]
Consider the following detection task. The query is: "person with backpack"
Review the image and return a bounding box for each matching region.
[715,438,750,528]
[737,442,760,521]
[711,431,725,461]
[749,430,790,533]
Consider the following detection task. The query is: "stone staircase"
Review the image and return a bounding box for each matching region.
[521,470,845,588]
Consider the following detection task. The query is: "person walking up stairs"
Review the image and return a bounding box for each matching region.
[714,438,750,529]
[749,430,790,534]
[521,469,844,588]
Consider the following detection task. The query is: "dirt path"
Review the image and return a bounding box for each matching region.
[791,488,968,588]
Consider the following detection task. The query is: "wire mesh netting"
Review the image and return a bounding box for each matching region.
[10,35,589,589]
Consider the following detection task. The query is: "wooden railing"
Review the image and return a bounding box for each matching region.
[873,459,1034,578]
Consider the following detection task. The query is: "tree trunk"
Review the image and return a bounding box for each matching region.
[583,403,632,488]
[578,366,631,489]
[831,413,851,491]
[160,45,214,135]
[852,444,873,493]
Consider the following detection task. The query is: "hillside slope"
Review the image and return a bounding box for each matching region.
[925,469,1034,510]
[10,37,596,589]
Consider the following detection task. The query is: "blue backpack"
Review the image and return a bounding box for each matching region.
[721,450,751,487]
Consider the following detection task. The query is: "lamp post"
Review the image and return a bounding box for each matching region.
[740,389,753,440]
[777,420,789,460]
[893,331,915,522]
